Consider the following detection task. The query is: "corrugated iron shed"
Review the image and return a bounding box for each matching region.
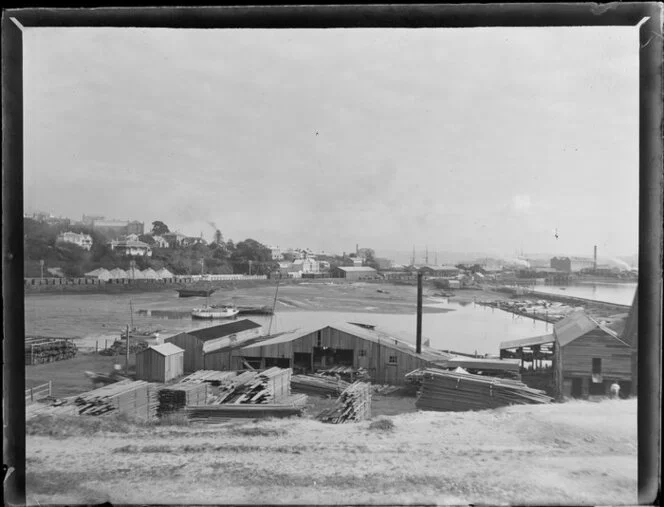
[500,333,556,350]
[149,343,184,356]
[188,319,261,342]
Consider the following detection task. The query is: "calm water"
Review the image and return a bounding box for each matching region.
[24,292,550,355]
[530,282,637,306]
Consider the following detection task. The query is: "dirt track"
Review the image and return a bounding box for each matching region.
[26,398,637,505]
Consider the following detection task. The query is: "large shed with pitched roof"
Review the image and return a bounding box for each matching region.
[553,311,632,398]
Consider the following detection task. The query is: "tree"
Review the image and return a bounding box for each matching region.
[151,221,170,236]
[231,238,277,275]
[139,234,155,245]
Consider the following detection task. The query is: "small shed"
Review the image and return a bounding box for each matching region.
[135,343,184,383]
[156,267,174,279]
[165,319,263,373]
[331,266,378,280]
[108,268,128,279]
[553,311,632,398]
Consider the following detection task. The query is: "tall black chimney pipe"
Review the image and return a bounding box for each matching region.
[416,271,423,354]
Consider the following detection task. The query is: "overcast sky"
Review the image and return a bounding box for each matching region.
[23,27,639,261]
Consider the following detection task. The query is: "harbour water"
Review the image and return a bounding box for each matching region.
[25,292,551,355]
[530,282,637,306]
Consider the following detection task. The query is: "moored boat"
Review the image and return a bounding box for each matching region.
[191,305,239,320]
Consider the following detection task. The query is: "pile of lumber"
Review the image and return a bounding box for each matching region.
[414,368,553,412]
[178,370,238,385]
[318,366,371,383]
[25,337,77,365]
[318,381,372,424]
[158,383,209,417]
[185,403,304,423]
[99,340,148,356]
[291,373,349,397]
[216,367,291,404]
[74,380,158,420]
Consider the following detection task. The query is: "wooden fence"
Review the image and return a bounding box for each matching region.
[25,381,52,404]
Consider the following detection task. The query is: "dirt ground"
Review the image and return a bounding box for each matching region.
[25,398,637,506]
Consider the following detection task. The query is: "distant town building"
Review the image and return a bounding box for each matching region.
[81,214,105,226]
[569,257,595,272]
[416,265,460,278]
[551,257,572,272]
[182,236,207,247]
[267,245,284,261]
[126,220,145,235]
[56,231,93,251]
[331,266,378,280]
[293,257,320,274]
[151,235,169,248]
[161,231,187,248]
[124,233,141,242]
[109,240,153,257]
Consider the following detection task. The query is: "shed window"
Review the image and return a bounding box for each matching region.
[592,358,602,374]
[359,349,367,357]
[388,355,397,364]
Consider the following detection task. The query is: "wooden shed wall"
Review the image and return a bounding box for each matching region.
[239,327,434,385]
[165,334,204,373]
[135,349,183,382]
[561,329,632,380]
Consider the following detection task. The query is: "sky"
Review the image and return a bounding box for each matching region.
[23,26,640,263]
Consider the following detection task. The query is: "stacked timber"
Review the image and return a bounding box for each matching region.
[185,403,304,423]
[291,373,349,397]
[25,337,78,365]
[415,368,552,412]
[74,380,158,420]
[318,366,371,383]
[99,340,148,356]
[158,383,209,417]
[218,368,291,404]
[318,381,372,424]
[178,370,238,385]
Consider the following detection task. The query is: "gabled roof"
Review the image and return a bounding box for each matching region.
[621,290,638,347]
[335,266,377,272]
[436,356,521,372]
[186,319,262,342]
[499,333,556,350]
[554,311,628,347]
[147,343,184,356]
[240,321,454,364]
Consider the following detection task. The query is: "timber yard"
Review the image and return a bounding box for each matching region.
[24,271,639,505]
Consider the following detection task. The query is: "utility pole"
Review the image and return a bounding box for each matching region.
[411,245,415,267]
[425,245,429,266]
[248,260,253,275]
[200,258,204,275]
[40,259,44,281]
[125,325,129,375]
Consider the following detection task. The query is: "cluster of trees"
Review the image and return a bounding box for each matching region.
[23,218,279,277]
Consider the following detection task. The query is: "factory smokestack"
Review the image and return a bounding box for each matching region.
[416,271,423,354]
[356,243,359,255]
[593,245,598,271]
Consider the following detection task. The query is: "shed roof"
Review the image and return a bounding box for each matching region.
[499,333,556,350]
[146,343,184,356]
[335,266,377,273]
[554,311,627,347]
[186,319,262,342]
[436,356,521,372]
[240,321,454,364]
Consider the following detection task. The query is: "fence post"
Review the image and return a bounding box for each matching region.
[48,380,52,397]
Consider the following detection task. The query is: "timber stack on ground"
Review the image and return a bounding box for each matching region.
[318,381,372,424]
[216,367,292,404]
[413,368,552,412]
[158,383,209,417]
[74,380,158,420]
[25,337,78,365]
[184,402,305,423]
[291,373,349,397]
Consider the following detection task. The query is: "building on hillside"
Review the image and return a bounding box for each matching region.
[151,235,169,248]
[56,231,93,251]
[109,240,153,257]
[234,322,518,385]
[92,219,132,239]
[350,257,363,267]
[293,257,319,273]
[318,260,331,271]
[182,236,208,247]
[331,266,378,280]
[161,231,187,248]
[279,263,303,278]
[135,343,184,383]
[165,320,263,373]
[267,245,283,261]
[82,214,105,226]
[124,233,140,242]
[550,257,572,272]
